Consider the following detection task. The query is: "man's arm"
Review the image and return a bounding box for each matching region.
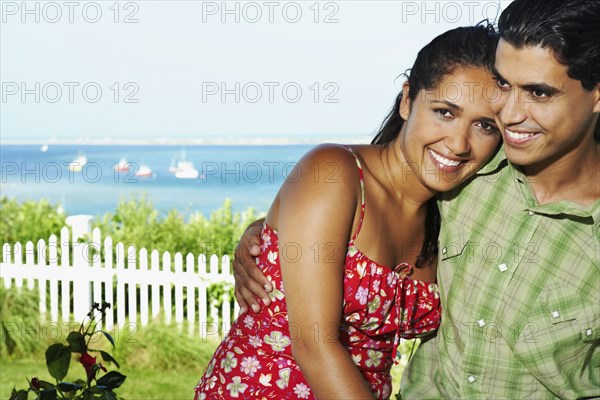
[232,218,272,314]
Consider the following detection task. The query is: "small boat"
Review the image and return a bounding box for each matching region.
[68,155,87,172]
[40,144,49,152]
[174,161,199,179]
[116,158,130,172]
[135,165,153,177]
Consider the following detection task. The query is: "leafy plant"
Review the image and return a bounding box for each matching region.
[0,197,66,251]
[9,302,126,400]
[91,195,261,260]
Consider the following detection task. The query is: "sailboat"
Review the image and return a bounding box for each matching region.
[169,149,199,179]
[116,158,130,172]
[135,164,153,177]
[68,155,87,172]
[174,161,199,179]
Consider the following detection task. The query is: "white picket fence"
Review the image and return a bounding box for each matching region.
[0,226,239,339]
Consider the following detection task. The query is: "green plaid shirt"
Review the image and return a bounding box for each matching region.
[401,148,600,399]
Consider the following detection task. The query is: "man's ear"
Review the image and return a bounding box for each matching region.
[399,82,412,120]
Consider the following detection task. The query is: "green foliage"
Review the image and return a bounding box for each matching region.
[10,302,126,400]
[109,321,218,373]
[0,197,66,247]
[91,195,261,260]
[1,195,263,263]
[0,286,45,359]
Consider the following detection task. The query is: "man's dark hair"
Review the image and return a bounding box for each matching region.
[498,0,600,91]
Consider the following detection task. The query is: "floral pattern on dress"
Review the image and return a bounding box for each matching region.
[194,146,441,400]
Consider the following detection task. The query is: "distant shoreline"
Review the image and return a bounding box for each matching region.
[0,136,371,146]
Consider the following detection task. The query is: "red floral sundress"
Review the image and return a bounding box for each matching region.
[194,147,441,399]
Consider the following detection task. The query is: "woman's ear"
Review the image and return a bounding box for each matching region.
[593,82,600,113]
[399,82,411,120]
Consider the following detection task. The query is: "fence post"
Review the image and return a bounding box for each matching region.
[2,243,12,289]
[198,254,207,340]
[67,215,93,322]
[185,253,195,336]
[37,239,47,320]
[60,227,70,321]
[139,248,149,327]
[127,245,137,325]
[49,235,58,322]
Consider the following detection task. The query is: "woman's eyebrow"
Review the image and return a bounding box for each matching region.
[431,100,462,112]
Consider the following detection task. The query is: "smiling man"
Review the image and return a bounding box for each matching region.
[401,0,600,398]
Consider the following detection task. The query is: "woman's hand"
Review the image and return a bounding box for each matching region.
[232,218,273,314]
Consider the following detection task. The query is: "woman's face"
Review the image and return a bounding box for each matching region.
[398,66,502,193]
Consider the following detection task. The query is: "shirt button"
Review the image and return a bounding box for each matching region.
[441,247,447,255]
[478,319,485,327]
[528,211,534,216]
[467,375,476,383]
[498,263,508,272]
[552,310,561,319]
[586,328,593,336]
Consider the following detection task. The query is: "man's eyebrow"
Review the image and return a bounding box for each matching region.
[431,100,463,112]
[521,83,561,96]
[492,66,562,95]
[491,66,505,81]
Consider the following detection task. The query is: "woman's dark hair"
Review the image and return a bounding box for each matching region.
[371,22,499,268]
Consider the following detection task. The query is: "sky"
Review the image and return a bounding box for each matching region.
[0,0,511,143]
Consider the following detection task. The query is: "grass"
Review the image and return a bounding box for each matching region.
[1,287,409,399]
[0,319,221,400]
[1,358,205,400]
[2,356,405,400]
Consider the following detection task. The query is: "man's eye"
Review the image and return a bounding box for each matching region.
[495,78,510,89]
[532,89,549,98]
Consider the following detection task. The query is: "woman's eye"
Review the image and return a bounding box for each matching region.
[477,122,499,135]
[434,109,453,119]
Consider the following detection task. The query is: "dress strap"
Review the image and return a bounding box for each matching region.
[341,145,365,244]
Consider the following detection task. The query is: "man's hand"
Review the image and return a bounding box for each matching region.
[233,218,273,314]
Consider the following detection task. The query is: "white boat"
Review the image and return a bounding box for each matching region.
[68,155,87,172]
[116,158,130,172]
[135,165,153,177]
[174,161,199,179]
[40,144,49,152]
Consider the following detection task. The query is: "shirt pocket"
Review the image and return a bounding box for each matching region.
[439,232,469,262]
[513,283,600,394]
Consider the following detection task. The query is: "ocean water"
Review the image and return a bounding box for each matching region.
[0,144,316,218]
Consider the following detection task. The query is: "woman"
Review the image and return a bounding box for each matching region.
[195,23,502,400]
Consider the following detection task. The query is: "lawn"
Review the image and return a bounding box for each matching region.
[1,358,204,400]
[2,350,406,399]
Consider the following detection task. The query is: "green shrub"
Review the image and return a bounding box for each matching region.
[91,195,262,261]
[0,197,66,246]
[0,286,45,359]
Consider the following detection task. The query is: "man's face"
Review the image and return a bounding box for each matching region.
[491,39,600,168]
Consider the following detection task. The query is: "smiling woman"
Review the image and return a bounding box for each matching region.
[194,23,502,400]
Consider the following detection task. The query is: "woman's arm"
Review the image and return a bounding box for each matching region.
[274,144,374,399]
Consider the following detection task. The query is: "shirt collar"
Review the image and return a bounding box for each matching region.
[509,159,600,223]
[475,145,507,176]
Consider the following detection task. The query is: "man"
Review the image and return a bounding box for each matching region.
[399,0,599,398]
[232,0,600,398]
